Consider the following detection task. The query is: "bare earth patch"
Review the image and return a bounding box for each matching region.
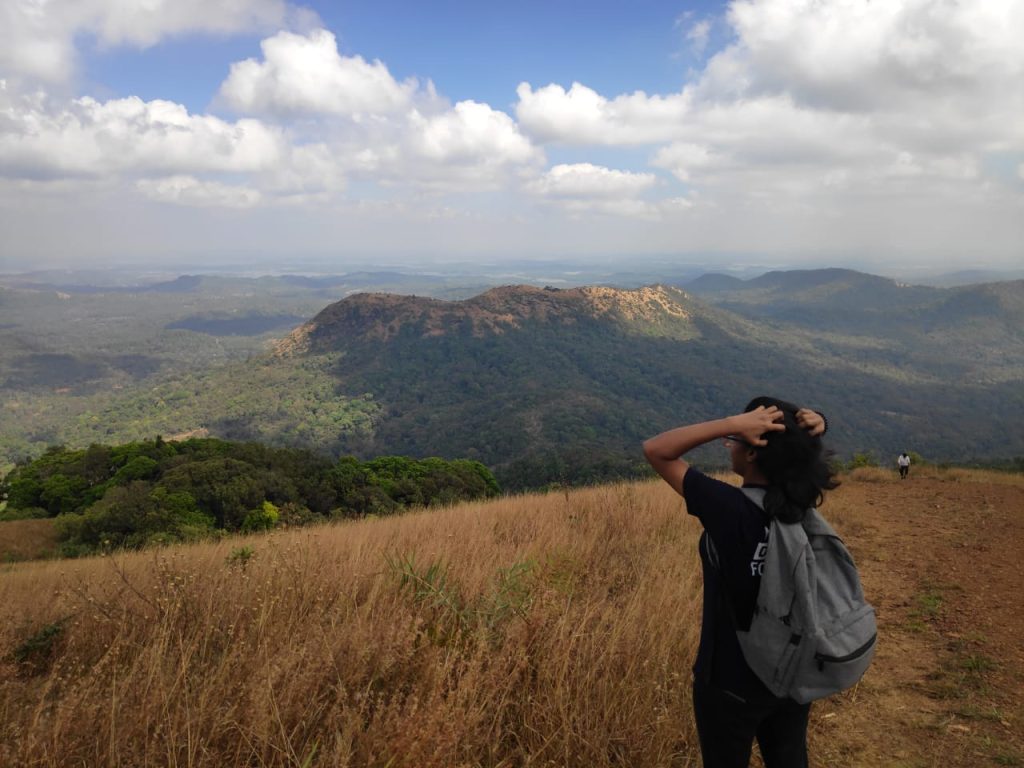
[805,471,1024,768]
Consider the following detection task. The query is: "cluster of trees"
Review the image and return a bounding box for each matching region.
[0,437,499,555]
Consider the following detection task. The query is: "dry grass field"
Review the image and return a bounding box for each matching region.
[1,468,1022,767]
[0,519,61,563]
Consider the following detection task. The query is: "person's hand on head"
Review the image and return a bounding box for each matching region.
[732,405,786,446]
[796,408,826,437]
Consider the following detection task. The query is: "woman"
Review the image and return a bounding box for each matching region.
[643,397,836,768]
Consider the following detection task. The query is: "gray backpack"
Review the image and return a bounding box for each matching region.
[724,488,877,703]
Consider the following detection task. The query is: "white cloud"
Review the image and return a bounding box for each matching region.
[515,82,692,145]
[4,0,1020,264]
[219,29,417,117]
[300,100,542,191]
[137,175,262,208]
[261,142,346,197]
[526,163,687,221]
[0,0,298,84]
[212,30,541,190]
[0,93,284,178]
[408,101,539,166]
[529,163,657,199]
[686,20,712,55]
[0,86,539,207]
[651,143,722,183]
[516,0,1024,217]
[724,0,1024,116]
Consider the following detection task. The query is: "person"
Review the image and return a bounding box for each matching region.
[897,452,911,479]
[642,397,837,768]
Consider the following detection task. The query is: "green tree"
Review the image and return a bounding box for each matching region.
[241,501,280,533]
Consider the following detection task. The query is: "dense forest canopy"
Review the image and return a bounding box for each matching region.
[0,438,499,555]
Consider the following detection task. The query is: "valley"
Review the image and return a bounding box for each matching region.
[2,268,1022,488]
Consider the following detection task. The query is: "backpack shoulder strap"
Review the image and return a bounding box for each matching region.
[800,507,840,539]
[739,487,816,621]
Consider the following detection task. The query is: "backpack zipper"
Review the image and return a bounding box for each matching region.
[814,634,877,671]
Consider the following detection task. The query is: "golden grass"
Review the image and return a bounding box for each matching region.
[0,518,60,562]
[3,467,1016,766]
[843,465,1024,487]
[0,481,704,768]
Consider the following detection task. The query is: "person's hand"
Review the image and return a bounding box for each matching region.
[796,408,826,437]
[731,406,786,446]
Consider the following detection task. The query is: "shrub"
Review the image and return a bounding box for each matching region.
[56,482,214,551]
[847,451,879,470]
[0,506,50,522]
[12,619,67,674]
[226,545,255,568]
[241,501,279,533]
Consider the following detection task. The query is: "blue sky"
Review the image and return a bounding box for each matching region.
[83,2,717,136]
[1,0,1022,273]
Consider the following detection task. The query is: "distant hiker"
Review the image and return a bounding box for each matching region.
[643,400,838,768]
[897,452,911,479]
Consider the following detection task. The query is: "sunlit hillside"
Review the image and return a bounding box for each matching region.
[2,469,1022,767]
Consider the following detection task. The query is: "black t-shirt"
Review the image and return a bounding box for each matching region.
[682,467,778,700]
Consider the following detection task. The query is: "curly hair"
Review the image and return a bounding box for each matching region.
[744,396,840,524]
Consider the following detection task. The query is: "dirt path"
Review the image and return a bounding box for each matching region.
[806,472,1024,767]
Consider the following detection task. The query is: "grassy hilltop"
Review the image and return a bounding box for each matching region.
[2,467,1022,767]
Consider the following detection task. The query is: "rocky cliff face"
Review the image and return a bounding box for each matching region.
[275,284,698,355]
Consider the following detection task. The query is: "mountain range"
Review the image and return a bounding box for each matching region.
[3,269,1022,488]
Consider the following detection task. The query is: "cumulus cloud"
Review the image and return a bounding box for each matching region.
[219,29,417,116]
[0,85,352,205]
[529,163,657,199]
[0,70,541,206]
[526,163,687,221]
[517,0,1024,218]
[5,0,1018,259]
[0,93,284,178]
[0,0,298,84]
[651,143,723,183]
[722,0,1024,115]
[408,101,539,166]
[213,29,541,190]
[515,82,692,145]
[292,99,543,191]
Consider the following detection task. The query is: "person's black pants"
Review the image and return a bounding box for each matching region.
[692,678,810,767]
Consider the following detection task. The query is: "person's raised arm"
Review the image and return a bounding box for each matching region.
[642,406,785,495]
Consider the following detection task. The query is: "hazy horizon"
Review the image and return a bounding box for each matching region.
[2,254,1022,291]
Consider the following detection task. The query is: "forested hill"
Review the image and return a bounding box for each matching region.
[4,275,1022,490]
[260,281,1022,487]
[686,269,1024,340]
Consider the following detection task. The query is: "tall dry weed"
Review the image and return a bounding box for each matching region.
[1,481,705,768]
[0,519,60,562]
